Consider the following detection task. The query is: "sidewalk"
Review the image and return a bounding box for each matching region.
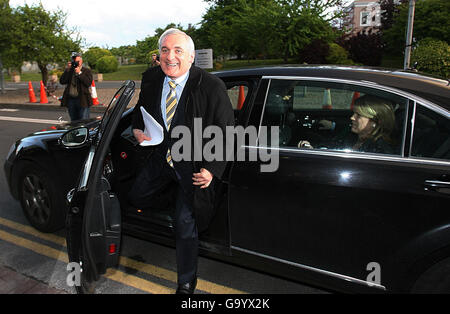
[0,265,67,294]
[0,86,139,111]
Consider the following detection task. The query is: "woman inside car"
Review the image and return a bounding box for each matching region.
[298,94,396,154]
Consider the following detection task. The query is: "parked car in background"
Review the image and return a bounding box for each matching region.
[4,66,450,293]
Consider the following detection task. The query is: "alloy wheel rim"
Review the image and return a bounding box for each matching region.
[22,174,51,225]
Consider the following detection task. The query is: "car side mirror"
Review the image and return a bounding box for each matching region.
[61,127,89,147]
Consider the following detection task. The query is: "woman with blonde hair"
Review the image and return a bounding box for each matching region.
[298,94,396,154]
[350,94,396,153]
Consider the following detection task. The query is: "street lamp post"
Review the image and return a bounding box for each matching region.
[0,57,4,94]
[404,0,416,70]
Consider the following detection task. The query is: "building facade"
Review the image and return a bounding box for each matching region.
[343,0,382,35]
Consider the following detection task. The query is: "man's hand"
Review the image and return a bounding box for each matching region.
[133,128,151,143]
[193,168,213,189]
[74,64,82,74]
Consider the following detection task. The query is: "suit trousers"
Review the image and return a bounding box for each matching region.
[128,155,198,285]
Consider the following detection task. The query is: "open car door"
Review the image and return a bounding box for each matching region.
[65,80,135,293]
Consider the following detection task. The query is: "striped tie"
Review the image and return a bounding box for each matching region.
[166,80,177,167]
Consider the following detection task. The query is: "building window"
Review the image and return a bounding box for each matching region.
[360,11,370,26]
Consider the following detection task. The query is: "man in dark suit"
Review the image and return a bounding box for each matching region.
[60,53,93,121]
[129,28,234,294]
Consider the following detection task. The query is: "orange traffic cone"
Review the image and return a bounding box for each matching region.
[350,91,360,110]
[28,81,37,103]
[237,85,245,110]
[39,80,48,104]
[90,80,101,105]
[322,88,332,109]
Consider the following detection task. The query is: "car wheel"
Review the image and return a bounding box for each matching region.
[17,161,66,233]
[410,256,450,293]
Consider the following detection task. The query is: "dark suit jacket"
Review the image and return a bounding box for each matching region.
[60,66,93,108]
[132,65,234,231]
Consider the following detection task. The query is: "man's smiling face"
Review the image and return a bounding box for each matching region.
[159,33,195,79]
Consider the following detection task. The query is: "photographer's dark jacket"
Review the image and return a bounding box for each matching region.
[132,65,234,231]
[60,66,93,108]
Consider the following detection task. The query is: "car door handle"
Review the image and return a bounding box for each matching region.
[67,188,76,203]
[424,180,450,194]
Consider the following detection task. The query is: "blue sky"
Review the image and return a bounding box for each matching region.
[10,0,210,48]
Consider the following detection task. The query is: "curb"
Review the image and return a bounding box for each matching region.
[0,265,68,294]
[0,102,108,113]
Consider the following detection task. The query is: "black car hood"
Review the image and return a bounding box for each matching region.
[29,118,101,137]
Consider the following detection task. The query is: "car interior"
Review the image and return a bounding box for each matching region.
[411,105,450,160]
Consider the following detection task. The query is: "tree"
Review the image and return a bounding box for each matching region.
[341,32,384,66]
[298,39,330,64]
[110,45,139,64]
[379,0,408,32]
[196,2,240,59]
[84,47,112,70]
[326,43,354,65]
[11,3,82,85]
[275,0,343,62]
[0,0,18,93]
[96,55,119,73]
[198,0,342,62]
[382,0,450,55]
[0,0,21,71]
[412,38,450,78]
[136,35,159,64]
[233,0,281,60]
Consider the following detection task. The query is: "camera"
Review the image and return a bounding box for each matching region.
[71,52,80,69]
[71,60,79,69]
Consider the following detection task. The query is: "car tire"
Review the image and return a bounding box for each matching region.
[410,256,450,293]
[17,161,66,233]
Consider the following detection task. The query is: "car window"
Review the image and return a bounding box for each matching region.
[260,79,408,156]
[411,104,450,161]
[227,84,248,111]
[224,81,250,125]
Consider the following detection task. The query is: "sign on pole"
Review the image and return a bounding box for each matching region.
[195,49,213,69]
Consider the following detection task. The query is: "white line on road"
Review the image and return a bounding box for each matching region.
[0,115,67,124]
[0,109,19,112]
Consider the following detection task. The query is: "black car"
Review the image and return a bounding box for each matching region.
[4,66,450,293]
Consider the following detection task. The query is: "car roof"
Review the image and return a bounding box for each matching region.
[214,65,450,111]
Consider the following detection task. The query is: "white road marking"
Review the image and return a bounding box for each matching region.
[0,115,67,124]
[0,109,19,112]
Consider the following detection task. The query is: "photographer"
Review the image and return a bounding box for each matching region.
[60,53,93,121]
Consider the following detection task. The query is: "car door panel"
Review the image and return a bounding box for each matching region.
[230,147,450,290]
[228,78,450,291]
[66,81,135,289]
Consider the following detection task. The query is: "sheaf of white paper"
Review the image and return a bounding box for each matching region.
[139,106,164,146]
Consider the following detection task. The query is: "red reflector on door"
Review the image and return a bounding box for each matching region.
[109,243,116,254]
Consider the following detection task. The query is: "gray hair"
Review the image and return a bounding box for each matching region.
[158,28,195,55]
